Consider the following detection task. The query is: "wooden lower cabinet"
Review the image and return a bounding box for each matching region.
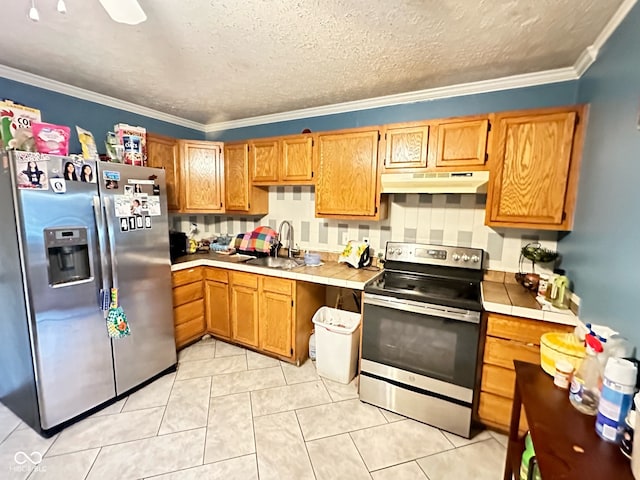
[205,268,231,339]
[477,312,573,432]
[171,267,205,349]
[230,272,260,348]
[481,363,516,398]
[259,278,294,357]
[174,267,326,363]
[483,336,541,370]
[479,391,528,433]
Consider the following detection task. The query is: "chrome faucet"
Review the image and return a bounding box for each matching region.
[277,220,294,258]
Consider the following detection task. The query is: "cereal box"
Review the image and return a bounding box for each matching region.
[113,123,147,166]
[0,100,41,149]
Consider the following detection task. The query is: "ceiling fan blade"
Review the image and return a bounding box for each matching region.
[98,0,147,25]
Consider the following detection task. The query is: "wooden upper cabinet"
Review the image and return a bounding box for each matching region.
[486,106,585,230]
[250,139,279,183]
[224,143,250,211]
[281,136,314,183]
[179,140,224,213]
[249,134,314,185]
[225,142,269,214]
[147,133,180,211]
[315,129,381,218]
[435,118,489,167]
[382,124,429,169]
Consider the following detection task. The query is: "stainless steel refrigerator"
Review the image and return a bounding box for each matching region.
[0,151,177,436]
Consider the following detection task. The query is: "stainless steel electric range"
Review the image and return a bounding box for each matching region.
[360,242,485,438]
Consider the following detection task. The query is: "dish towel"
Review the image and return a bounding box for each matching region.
[338,241,370,268]
[235,226,278,253]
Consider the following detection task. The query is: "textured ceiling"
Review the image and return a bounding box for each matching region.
[1,0,625,124]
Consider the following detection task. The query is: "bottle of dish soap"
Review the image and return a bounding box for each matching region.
[569,334,604,415]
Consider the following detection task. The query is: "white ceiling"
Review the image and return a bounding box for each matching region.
[0,0,627,125]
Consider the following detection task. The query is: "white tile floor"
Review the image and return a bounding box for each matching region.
[0,338,507,479]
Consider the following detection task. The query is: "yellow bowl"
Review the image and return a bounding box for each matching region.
[540,332,586,376]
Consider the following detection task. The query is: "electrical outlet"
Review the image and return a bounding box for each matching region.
[341,232,349,244]
[362,237,369,244]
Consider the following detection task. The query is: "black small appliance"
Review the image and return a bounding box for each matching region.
[169,231,188,262]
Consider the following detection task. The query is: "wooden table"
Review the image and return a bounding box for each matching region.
[504,361,635,480]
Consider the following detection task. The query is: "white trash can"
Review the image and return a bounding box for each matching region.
[311,306,361,384]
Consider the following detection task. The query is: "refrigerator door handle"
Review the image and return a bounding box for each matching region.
[102,196,119,288]
[92,195,111,308]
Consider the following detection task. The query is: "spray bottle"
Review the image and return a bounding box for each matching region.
[569,333,604,415]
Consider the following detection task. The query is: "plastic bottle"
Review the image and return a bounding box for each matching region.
[545,268,565,301]
[520,432,542,480]
[569,334,604,415]
[552,275,571,309]
[537,274,550,297]
[595,357,637,443]
[309,332,316,360]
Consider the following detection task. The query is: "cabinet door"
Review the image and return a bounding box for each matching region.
[205,278,230,339]
[478,391,528,433]
[316,130,379,217]
[147,133,180,211]
[435,119,489,167]
[483,337,541,370]
[259,290,293,358]
[180,141,224,213]
[173,300,205,348]
[250,139,279,184]
[224,143,251,211]
[383,125,429,169]
[281,136,314,183]
[487,112,577,227]
[230,283,259,348]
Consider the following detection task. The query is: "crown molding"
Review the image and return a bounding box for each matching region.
[573,46,598,78]
[573,0,637,76]
[204,67,579,132]
[0,64,206,131]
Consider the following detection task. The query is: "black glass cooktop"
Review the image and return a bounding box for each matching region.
[364,271,482,311]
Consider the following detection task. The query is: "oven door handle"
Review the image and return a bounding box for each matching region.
[363,293,480,324]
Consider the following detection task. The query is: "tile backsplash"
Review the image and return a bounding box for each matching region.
[170,187,558,272]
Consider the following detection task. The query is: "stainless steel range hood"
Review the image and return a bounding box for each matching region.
[380,171,489,194]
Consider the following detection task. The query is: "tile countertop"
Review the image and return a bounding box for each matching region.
[171,252,383,290]
[481,278,578,326]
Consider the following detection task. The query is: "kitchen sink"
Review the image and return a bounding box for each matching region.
[244,256,304,269]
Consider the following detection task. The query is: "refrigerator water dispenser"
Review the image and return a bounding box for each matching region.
[44,227,91,286]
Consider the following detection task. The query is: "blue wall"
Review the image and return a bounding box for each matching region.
[207,81,579,141]
[559,4,640,348]
[0,77,204,154]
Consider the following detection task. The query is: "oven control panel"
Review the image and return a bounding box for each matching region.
[385,242,484,269]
